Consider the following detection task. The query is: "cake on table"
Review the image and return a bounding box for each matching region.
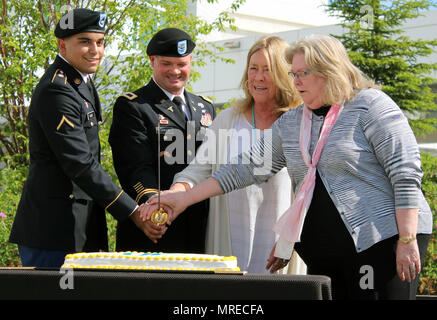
[61,252,240,272]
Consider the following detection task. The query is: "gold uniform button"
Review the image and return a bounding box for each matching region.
[69,194,74,199]
[187,134,192,140]
[163,135,168,141]
[187,150,193,157]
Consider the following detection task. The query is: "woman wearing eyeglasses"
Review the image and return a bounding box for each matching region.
[147,34,432,299]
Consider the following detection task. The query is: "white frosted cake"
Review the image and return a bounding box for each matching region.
[61,252,240,272]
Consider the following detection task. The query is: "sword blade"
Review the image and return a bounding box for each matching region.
[157,119,161,210]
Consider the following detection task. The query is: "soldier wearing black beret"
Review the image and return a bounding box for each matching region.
[109,27,215,253]
[9,8,148,268]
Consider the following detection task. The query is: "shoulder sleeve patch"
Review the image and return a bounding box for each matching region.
[51,69,67,85]
[200,95,213,104]
[120,92,138,100]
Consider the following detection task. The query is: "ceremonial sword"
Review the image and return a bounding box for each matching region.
[150,117,168,226]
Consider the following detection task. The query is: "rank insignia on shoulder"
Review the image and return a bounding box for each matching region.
[200,112,213,127]
[200,95,212,104]
[121,92,138,100]
[51,69,67,84]
[56,115,75,131]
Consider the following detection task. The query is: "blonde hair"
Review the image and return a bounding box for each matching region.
[234,36,302,115]
[286,34,375,105]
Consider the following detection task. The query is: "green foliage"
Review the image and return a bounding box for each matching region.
[418,153,437,295]
[0,0,57,167]
[422,153,437,215]
[325,0,437,137]
[0,165,27,266]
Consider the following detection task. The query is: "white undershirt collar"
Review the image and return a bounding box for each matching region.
[152,76,186,103]
[58,53,90,83]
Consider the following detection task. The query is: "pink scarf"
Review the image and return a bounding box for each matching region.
[273,103,343,243]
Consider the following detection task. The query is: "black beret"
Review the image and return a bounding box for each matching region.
[55,8,107,39]
[147,28,195,57]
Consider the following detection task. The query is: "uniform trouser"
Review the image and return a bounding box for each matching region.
[18,245,69,268]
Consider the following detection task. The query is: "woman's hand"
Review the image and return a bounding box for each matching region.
[147,177,223,224]
[396,239,421,283]
[395,208,420,282]
[266,243,290,273]
[146,190,189,223]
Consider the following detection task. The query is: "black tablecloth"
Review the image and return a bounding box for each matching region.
[0,268,331,300]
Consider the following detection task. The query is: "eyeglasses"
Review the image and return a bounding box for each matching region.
[289,69,311,80]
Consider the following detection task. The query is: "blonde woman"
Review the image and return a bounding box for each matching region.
[270,34,431,299]
[148,34,433,299]
[149,36,302,274]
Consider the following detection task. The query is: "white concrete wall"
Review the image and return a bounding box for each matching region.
[189,0,339,42]
[192,10,437,105]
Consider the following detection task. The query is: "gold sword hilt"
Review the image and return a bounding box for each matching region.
[151,207,168,226]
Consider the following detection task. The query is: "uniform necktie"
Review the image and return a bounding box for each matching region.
[86,79,95,104]
[172,96,191,120]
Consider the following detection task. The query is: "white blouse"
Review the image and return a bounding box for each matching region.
[227,114,292,273]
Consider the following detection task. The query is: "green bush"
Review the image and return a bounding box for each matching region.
[0,165,27,267]
[106,214,117,252]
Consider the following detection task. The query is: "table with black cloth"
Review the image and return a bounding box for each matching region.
[0,268,331,300]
